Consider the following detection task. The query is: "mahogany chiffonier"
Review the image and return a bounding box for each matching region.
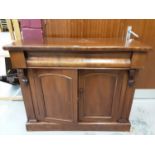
[3,38,151,131]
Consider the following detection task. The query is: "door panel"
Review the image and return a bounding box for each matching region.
[29,69,77,124]
[78,70,127,122]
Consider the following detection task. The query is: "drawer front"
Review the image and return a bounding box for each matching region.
[26,51,132,68]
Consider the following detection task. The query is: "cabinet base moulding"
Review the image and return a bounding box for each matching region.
[26,122,131,131]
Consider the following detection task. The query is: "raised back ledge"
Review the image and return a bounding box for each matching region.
[3,37,152,52]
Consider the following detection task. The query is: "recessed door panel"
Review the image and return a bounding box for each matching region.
[78,70,127,122]
[29,69,77,124]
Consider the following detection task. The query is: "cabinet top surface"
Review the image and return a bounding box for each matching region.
[3,38,151,52]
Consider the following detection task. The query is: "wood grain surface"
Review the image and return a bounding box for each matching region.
[43,19,155,88]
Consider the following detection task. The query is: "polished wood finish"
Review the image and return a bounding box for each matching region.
[43,19,155,88]
[78,70,127,122]
[43,20,126,38]
[3,38,150,131]
[9,51,26,68]
[3,38,151,52]
[124,20,155,88]
[26,51,132,69]
[29,69,77,124]
[17,69,36,122]
[26,122,130,131]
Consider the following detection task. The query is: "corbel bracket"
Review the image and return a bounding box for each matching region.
[128,69,136,87]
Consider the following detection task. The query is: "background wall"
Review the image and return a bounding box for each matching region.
[43,19,155,89]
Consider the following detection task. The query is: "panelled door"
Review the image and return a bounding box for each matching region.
[78,70,128,123]
[28,69,77,124]
[29,68,128,125]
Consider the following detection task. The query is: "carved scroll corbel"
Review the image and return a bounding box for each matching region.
[128,69,136,87]
[17,69,29,85]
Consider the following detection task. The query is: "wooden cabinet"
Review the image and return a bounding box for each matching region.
[3,38,151,131]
